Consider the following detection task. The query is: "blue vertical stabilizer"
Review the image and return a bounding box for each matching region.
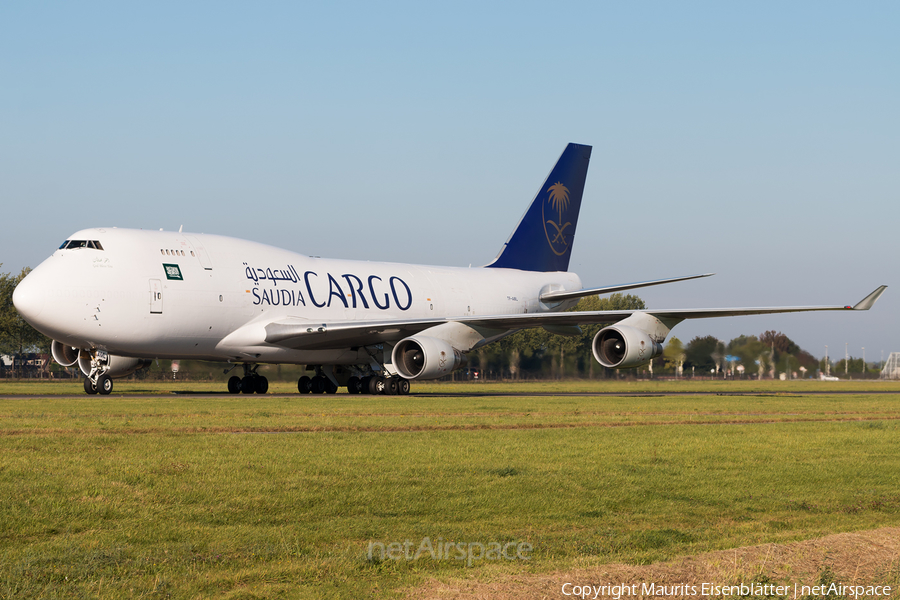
[486,143,592,272]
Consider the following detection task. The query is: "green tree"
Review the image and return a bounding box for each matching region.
[757,330,818,378]
[662,337,685,376]
[0,267,51,374]
[726,335,767,378]
[832,357,865,375]
[684,335,724,375]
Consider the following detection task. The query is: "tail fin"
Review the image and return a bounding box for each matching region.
[486,143,592,272]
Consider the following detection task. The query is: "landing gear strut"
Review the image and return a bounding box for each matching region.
[83,350,114,395]
[225,364,268,395]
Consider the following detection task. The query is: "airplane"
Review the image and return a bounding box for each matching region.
[12,143,886,396]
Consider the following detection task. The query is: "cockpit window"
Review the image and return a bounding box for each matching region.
[59,240,104,251]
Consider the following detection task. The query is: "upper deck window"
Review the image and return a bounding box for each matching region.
[59,240,104,251]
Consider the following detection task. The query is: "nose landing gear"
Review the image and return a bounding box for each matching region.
[83,351,114,395]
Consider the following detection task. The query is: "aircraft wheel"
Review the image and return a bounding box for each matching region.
[384,377,399,395]
[97,375,113,395]
[255,375,269,394]
[241,376,256,394]
[397,378,411,395]
[310,376,326,394]
[369,376,385,395]
[359,376,371,395]
[346,376,360,394]
[325,378,338,394]
[298,376,311,394]
[228,376,242,394]
[84,377,98,395]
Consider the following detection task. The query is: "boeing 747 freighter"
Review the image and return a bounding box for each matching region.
[13,144,886,395]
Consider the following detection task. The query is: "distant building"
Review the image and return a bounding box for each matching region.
[880,353,900,379]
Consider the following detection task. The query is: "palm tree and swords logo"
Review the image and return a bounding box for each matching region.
[543,181,572,256]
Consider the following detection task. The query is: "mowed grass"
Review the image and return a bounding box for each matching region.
[1,383,899,598]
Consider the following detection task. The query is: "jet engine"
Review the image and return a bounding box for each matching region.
[592,325,663,369]
[51,340,80,367]
[392,335,468,380]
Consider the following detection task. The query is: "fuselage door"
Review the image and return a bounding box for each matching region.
[186,236,213,270]
[150,279,163,314]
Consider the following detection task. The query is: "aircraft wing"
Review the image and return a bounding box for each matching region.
[265,286,886,350]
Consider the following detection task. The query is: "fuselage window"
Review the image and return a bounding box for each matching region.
[160,249,165,255]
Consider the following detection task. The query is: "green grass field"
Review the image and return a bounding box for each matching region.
[1,380,899,598]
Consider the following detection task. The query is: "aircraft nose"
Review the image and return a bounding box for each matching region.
[12,271,46,325]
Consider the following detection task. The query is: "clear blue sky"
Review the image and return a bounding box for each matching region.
[2,2,897,363]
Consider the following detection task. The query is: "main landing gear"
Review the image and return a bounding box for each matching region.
[226,364,268,395]
[346,375,410,396]
[296,368,411,396]
[297,366,339,394]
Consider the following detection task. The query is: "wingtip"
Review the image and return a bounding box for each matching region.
[852,285,888,311]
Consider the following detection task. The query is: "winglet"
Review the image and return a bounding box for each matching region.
[852,285,887,310]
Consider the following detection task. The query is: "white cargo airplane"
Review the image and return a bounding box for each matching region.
[13,143,886,395]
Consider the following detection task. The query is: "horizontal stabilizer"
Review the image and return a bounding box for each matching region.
[539,273,714,304]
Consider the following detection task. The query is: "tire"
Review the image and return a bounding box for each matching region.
[228,376,241,394]
[97,375,113,395]
[310,376,326,394]
[298,375,311,394]
[325,378,338,394]
[384,377,399,395]
[241,376,256,394]
[360,376,372,395]
[346,376,360,394]
[255,375,269,394]
[84,377,98,395]
[397,378,410,395]
[369,376,385,395]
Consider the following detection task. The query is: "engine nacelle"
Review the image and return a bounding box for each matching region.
[51,340,80,367]
[592,325,663,369]
[392,335,468,380]
[77,350,152,378]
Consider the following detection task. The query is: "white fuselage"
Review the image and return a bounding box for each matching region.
[18,227,582,364]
